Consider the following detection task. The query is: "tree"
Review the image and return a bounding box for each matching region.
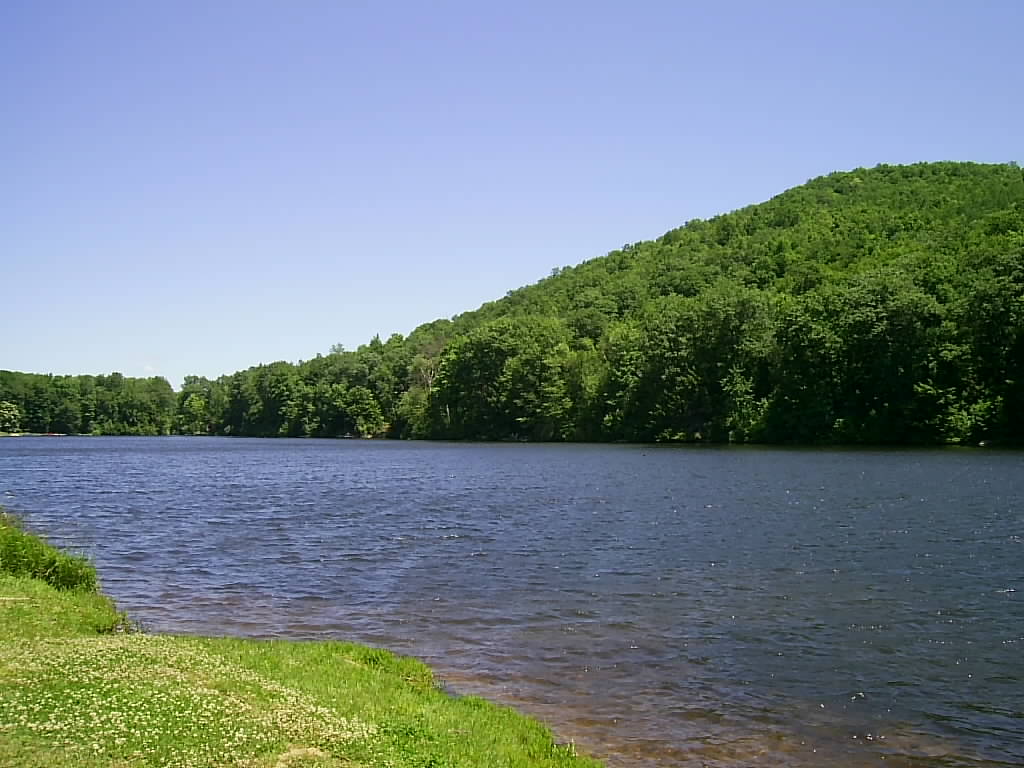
[0,401,21,432]
[180,393,208,434]
[342,386,385,437]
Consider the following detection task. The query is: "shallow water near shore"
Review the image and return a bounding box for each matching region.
[2,437,1022,767]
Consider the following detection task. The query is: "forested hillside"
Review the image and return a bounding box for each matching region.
[4,162,1022,444]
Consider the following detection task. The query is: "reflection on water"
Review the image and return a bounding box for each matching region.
[1,438,1022,767]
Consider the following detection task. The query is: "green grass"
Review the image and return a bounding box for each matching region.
[0,575,130,640]
[0,511,97,591]
[0,515,601,768]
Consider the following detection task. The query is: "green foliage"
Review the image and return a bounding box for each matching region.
[343,385,386,437]
[0,371,175,435]
[431,317,573,440]
[0,513,98,591]
[0,400,21,432]
[5,162,1023,445]
[411,161,1023,444]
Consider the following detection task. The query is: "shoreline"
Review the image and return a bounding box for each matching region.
[0,514,603,768]
[2,431,1016,449]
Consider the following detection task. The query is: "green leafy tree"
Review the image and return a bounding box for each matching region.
[0,400,21,432]
[180,393,208,434]
[342,386,385,437]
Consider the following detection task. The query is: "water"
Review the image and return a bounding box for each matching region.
[1,437,1022,767]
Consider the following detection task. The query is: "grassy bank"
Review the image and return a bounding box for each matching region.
[0,513,601,768]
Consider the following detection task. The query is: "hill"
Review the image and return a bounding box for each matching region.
[4,161,1022,444]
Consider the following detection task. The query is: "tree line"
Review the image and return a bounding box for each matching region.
[0,372,175,436]
[3,162,1022,444]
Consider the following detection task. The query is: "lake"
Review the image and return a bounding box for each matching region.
[1,437,1021,767]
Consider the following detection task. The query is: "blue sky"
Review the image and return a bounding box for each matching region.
[3,1,1021,389]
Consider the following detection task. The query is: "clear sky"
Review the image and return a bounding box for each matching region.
[3,1,1021,389]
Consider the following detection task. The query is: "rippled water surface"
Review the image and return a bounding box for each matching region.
[2,437,1022,766]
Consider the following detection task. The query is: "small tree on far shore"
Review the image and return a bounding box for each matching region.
[0,401,22,432]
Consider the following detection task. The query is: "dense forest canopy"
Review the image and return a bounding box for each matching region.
[3,162,1022,444]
